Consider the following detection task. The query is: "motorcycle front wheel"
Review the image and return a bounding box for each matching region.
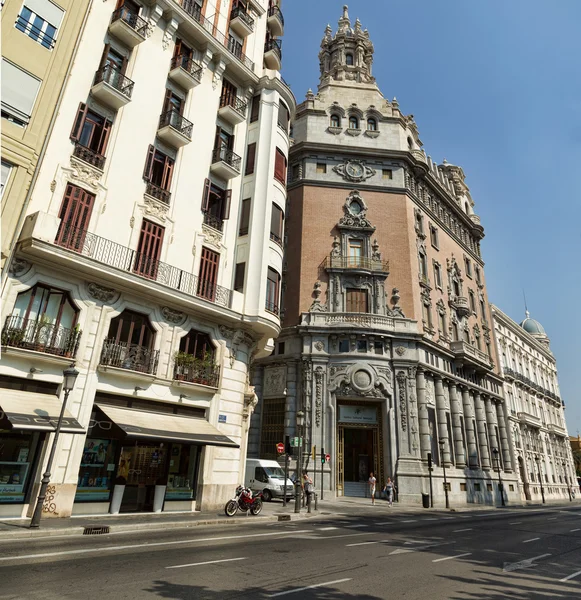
[224,500,238,517]
[250,499,263,516]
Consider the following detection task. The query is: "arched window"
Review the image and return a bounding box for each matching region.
[107,310,154,349]
[345,53,354,66]
[367,118,377,131]
[349,116,359,129]
[175,329,217,385]
[330,114,341,128]
[179,329,214,361]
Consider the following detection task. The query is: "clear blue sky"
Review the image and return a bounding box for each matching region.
[281,0,581,434]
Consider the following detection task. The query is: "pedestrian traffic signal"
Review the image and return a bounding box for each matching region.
[321,447,325,464]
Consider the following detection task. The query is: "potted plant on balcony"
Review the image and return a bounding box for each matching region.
[32,315,51,352]
[199,351,215,386]
[1,323,25,347]
[173,351,195,381]
[64,324,81,358]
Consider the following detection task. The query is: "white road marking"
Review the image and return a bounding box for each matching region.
[318,527,338,531]
[560,569,581,582]
[442,517,455,520]
[267,578,352,597]
[316,533,371,540]
[0,529,312,562]
[453,528,473,532]
[503,554,551,573]
[522,537,540,543]
[346,541,383,547]
[509,522,522,525]
[166,557,247,569]
[402,520,418,523]
[432,552,472,563]
[390,548,415,555]
[345,524,368,528]
[423,518,438,521]
[570,528,580,532]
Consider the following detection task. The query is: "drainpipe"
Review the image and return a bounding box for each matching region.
[1,0,94,295]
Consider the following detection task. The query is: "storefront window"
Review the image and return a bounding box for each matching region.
[0,430,42,503]
[166,443,200,500]
[75,437,118,502]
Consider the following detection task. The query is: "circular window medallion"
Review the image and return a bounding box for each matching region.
[353,369,372,390]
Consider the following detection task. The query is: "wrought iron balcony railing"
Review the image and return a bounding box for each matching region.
[203,211,224,232]
[267,5,284,25]
[100,339,159,374]
[270,232,282,247]
[173,361,220,387]
[170,54,203,82]
[323,255,390,272]
[145,181,171,205]
[73,143,106,170]
[111,6,149,37]
[264,38,283,59]
[265,300,280,316]
[174,0,254,70]
[1,315,81,358]
[94,64,134,99]
[158,109,193,139]
[219,93,248,118]
[212,144,241,172]
[55,224,233,308]
[230,6,254,31]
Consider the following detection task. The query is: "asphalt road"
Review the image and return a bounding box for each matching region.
[1,504,580,599]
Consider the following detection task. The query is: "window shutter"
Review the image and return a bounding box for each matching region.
[245,143,256,175]
[135,219,165,279]
[239,198,250,235]
[70,102,89,142]
[143,144,155,181]
[97,118,113,155]
[162,156,174,190]
[250,95,260,122]
[201,178,211,211]
[162,88,173,114]
[274,148,286,183]
[121,54,128,75]
[173,38,182,58]
[98,44,111,72]
[222,189,232,220]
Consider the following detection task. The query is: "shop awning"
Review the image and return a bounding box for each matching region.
[0,389,85,433]
[96,404,239,448]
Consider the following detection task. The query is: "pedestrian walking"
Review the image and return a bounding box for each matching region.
[368,472,377,505]
[303,472,314,505]
[383,477,395,507]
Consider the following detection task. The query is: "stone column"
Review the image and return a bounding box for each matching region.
[484,396,500,466]
[462,388,478,468]
[434,376,450,465]
[449,382,466,468]
[416,368,431,460]
[495,401,512,472]
[474,392,491,470]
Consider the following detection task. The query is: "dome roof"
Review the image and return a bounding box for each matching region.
[520,311,546,335]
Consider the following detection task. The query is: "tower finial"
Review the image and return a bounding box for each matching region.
[523,289,529,317]
[343,5,349,20]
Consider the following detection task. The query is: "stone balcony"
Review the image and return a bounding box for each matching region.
[301,311,418,335]
[451,295,471,317]
[547,423,568,437]
[450,340,492,371]
[518,411,542,428]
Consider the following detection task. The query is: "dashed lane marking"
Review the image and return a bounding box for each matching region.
[345,524,369,528]
[402,520,418,523]
[560,569,581,582]
[346,540,389,547]
[267,578,352,597]
[432,552,472,563]
[166,557,247,569]
[570,529,580,532]
[509,522,522,525]
[453,528,473,533]
[522,538,540,543]
[318,527,338,531]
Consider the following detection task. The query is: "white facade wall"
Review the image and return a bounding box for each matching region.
[0,0,295,517]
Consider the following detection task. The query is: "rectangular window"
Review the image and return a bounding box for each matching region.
[239,198,251,236]
[429,224,439,249]
[356,340,367,353]
[274,148,287,184]
[198,246,220,301]
[1,161,13,198]
[70,103,112,167]
[438,311,446,334]
[250,94,260,122]
[259,397,285,460]
[1,59,41,126]
[480,298,487,321]
[265,267,280,314]
[55,184,96,251]
[134,219,165,279]
[316,163,327,174]
[270,203,284,246]
[143,144,174,195]
[433,262,442,289]
[277,342,285,354]
[220,78,238,109]
[374,341,383,355]
[460,483,467,492]
[474,483,481,492]
[15,1,64,49]
[0,430,43,504]
[422,303,432,328]
[464,257,472,278]
[345,288,368,313]
[469,290,476,313]
[339,339,349,353]
[234,262,245,292]
[277,101,289,131]
[382,169,392,180]
[201,178,231,231]
[245,142,256,175]
[475,266,481,284]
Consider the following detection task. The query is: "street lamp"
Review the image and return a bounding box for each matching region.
[294,410,304,514]
[563,462,572,502]
[492,448,505,507]
[439,438,450,509]
[535,456,545,505]
[30,364,79,528]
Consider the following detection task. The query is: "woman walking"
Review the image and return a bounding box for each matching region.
[368,472,377,505]
[384,477,395,507]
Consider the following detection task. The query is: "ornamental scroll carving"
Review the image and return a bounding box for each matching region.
[161,306,186,325]
[87,282,118,303]
[9,258,32,277]
[396,371,408,432]
[314,366,324,427]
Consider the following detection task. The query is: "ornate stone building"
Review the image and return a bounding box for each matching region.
[250,6,518,505]
[492,306,577,501]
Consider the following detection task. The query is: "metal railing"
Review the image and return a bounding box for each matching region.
[219,93,248,118]
[323,255,390,272]
[212,144,241,172]
[203,211,224,232]
[54,224,233,308]
[110,6,149,38]
[73,143,106,170]
[450,340,491,366]
[173,362,220,387]
[2,315,81,358]
[230,6,254,31]
[93,64,134,100]
[267,5,284,26]
[264,38,283,60]
[173,0,254,70]
[270,231,282,247]
[100,339,159,374]
[158,109,193,139]
[265,300,280,316]
[145,181,171,205]
[170,54,203,82]
[502,367,559,401]
[15,16,56,49]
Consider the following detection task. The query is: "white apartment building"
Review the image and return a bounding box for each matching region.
[0,0,295,518]
[492,306,577,502]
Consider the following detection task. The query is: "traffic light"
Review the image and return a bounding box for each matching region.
[321,447,325,464]
[285,435,291,455]
[427,452,432,469]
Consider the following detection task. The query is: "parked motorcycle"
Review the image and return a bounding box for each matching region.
[224,485,263,517]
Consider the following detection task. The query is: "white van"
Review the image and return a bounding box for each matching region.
[245,459,295,502]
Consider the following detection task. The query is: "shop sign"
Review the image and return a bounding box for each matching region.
[338,405,378,425]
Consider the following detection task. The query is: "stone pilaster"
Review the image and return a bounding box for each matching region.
[416,367,431,460]
[474,392,491,470]
[434,376,450,465]
[484,396,500,461]
[461,388,479,468]
[495,401,513,472]
[449,382,465,468]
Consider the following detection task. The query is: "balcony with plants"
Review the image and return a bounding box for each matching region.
[99,338,159,376]
[173,351,220,388]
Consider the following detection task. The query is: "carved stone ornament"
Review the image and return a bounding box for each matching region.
[69,156,102,190]
[161,306,186,325]
[201,224,223,249]
[314,341,325,351]
[333,160,376,183]
[143,196,169,223]
[394,346,406,356]
[309,280,328,312]
[338,190,374,230]
[263,366,287,398]
[9,258,32,277]
[314,366,324,427]
[87,282,118,303]
[397,371,408,431]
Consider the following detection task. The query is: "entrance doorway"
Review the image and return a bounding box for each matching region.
[118,443,168,512]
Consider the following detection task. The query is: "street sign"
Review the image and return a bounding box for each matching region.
[276,442,285,454]
[325,453,331,463]
[290,437,303,447]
